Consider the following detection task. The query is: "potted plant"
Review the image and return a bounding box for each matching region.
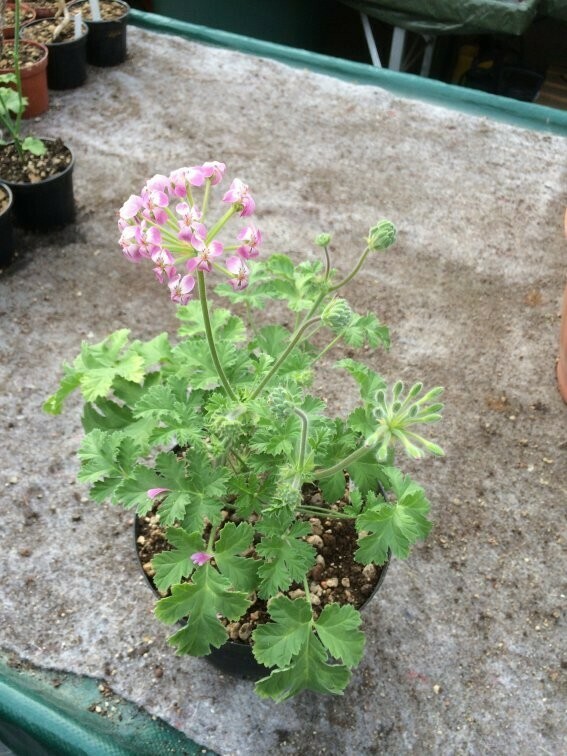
[20,0,88,89]
[1,3,36,38]
[68,0,129,67]
[44,160,444,702]
[0,179,15,266]
[0,0,75,229]
[0,0,47,119]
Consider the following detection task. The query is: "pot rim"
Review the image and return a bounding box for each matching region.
[20,16,89,43]
[68,0,130,22]
[0,181,14,215]
[0,138,75,188]
[0,38,49,73]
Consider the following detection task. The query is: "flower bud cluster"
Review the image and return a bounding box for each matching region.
[267,386,295,421]
[118,161,261,305]
[321,298,353,332]
[367,220,397,252]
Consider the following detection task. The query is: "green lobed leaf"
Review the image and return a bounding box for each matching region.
[144,451,229,529]
[151,527,204,592]
[256,527,316,599]
[355,468,432,564]
[341,313,390,350]
[314,603,365,668]
[252,596,313,668]
[213,522,259,593]
[255,634,351,702]
[336,358,387,403]
[155,564,250,656]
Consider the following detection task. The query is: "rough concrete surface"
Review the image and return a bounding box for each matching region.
[1,25,566,756]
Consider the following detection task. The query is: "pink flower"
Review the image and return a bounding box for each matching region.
[222,179,255,217]
[168,273,196,305]
[151,249,175,283]
[142,189,169,226]
[186,239,224,273]
[146,174,170,193]
[169,167,190,198]
[120,194,144,220]
[236,225,262,259]
[176,202,207,246]
[226,255,249,290]
[190,552,213,567]
[186,161,226,187]
[201,161,226,185]
[147,487,170,499]
[119,224,143,262]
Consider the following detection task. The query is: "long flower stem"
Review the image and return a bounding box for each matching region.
[312,331,344,364]
[201,178,212,219]
[250,315,320,399]
[313,441,376,480]
[294,408,309,471]
[197,270,236,400]
[206,206,236,243]
[328,246,370,293]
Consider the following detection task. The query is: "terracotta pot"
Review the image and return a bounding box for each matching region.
[0,182,15,268]
[68,0,130,67]
[557,208,567,402]
[0,39,49,118]
[22,1,61,19]
[20,16,89,90]
[1,3,37,39]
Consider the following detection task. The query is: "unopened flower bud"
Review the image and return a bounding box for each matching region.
[315,233,332,247]
[267,386,294,421]
[367,220,397,251]
[321,298,353,331]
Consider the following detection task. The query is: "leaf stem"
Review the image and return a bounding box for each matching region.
[197,270,237,400]
[298,505,353,520]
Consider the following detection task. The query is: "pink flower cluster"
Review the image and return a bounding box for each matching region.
[118,162,261,305]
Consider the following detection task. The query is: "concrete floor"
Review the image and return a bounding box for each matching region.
[0,24,566,756]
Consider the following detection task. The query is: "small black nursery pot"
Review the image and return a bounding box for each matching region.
[0,183,15,268]
[1,140,76,231]
[69,0,130,67]
[20,16,89,90]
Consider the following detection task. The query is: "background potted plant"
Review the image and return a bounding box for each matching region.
[0,0,75,230]
[20,0,88,89]
[0,179,15,266]
[1,3,36,38]
[68,0,129,67]
[0,0,48,119]
[45,160,444,702]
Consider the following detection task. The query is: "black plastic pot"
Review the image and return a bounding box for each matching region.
[0,182,15,268]
[69,0,130,67]
[1,140,75,231]
[20,18,88,90]
[135,509,390,682]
